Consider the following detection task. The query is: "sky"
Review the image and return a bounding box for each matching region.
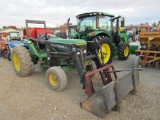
[0,0,160,28]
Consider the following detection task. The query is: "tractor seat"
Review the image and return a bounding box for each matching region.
[37,35,47,44]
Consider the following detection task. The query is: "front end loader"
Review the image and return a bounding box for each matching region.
[44,32,140,118]
[45,37,140,118]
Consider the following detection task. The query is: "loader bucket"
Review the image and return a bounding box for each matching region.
[81,67,140,118]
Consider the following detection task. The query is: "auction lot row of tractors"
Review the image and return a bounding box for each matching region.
[0,12,160,118]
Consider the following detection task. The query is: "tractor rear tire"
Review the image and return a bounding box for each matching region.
[92,36,113,68]
[12,46,32,77]
[45,67,67,91]
[118,42,130,60]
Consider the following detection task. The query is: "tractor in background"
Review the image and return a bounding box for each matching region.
[11,20,55,74]
[67,12,130,68]
[7,26,52,61]
[0,31,21,60]
[0,39,8,57]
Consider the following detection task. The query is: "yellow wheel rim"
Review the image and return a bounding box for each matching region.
[49,72,58,86]
[12,53,21,71]
[98,44,111,64]
[124,46,129,57]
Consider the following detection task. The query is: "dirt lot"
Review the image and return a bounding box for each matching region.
[0,55,160,120]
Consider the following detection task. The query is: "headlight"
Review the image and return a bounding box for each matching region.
[72,47,77,52]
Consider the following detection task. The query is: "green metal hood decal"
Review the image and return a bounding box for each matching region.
[49,38,86,46]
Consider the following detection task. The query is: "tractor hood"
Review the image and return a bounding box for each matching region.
[49,38,86,46]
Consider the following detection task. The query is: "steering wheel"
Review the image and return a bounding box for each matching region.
[85,26,92,30]
[85,26,93,33]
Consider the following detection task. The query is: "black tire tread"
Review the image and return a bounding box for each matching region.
[92,36,113,68]
[118,42,130,60]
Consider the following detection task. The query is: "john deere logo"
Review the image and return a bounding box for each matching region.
[51,44,65,48]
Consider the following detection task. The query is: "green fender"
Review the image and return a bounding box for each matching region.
[70,31,108,40]
[88,31,108,37]
[120,29,129,43]
[24,40,47,58]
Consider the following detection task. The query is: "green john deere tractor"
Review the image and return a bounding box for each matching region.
[11,20,96,91]
[67,12,130,68]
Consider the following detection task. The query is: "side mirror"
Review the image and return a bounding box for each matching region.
[121,17,125,27]
[67,18,70,24]
[67,18,70,38]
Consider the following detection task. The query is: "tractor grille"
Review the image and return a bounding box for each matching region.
[76,45,87,57]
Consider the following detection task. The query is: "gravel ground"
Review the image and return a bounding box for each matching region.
[0,55,160,120]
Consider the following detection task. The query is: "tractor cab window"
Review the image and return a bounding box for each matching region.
[10,32,21,39]
[77,16,96,32]
[99,16,111,31]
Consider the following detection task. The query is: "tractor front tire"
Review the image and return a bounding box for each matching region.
[12,46,32,77]
[45,67,67,91]
[92,36,113,68]
[118,42,130,60]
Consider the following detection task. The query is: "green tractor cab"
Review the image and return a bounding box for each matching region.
[68,12,130,68]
